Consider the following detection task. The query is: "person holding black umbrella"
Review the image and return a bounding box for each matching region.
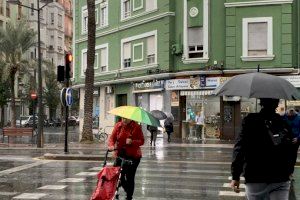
[231,98,296,199]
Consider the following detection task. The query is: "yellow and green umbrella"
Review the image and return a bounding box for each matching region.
[108,106,161,127]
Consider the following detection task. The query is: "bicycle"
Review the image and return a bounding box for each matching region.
[94,127,108,142]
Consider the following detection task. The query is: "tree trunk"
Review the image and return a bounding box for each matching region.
[81,0,96,143]
[0,106,4,128]
[10,74,16,128]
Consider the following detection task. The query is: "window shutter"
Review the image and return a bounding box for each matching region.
[188,27,203,46]
[147,36,155,55]
[146,0,156,11]
[123,42,131,59]
[248,22,267,50]
[101,48,107,66]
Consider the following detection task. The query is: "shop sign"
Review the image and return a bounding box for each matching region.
[133,80,164,91]
[165,79,191,90]
[281,76,300,88]
[166,77,224,90]
[287,100,300,106]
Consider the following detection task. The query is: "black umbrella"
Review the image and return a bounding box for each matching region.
[150,110,167,120]
[213,72,300,100]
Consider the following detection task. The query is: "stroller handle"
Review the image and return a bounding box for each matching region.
[103,149,133,167]
[103,149,116,167]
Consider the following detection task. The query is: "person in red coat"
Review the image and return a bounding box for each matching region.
[108,118,144,200]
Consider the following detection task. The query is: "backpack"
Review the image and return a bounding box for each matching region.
[264,119,292,146]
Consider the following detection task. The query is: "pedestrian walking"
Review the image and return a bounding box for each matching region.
[147,124,158,146]
[195,111,204,139]
[164,118,173,143]
[283,108,300,179]
[108,118,144,200]
[230,98,297,200]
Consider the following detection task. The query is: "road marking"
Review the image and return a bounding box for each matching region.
[0,161,51,176]
[228,176,245,181]
[219,191,245,197]
[76,172,98,176]
[223,183,245,189]
[58,178,85,183]
[13,193,47,199]
[38,185,68,190]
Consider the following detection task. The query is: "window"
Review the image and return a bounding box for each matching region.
[40,10,43,19]
[0,20,3,28]
[133,43,143,62]
[0,1,3,15]
[100,4,108,27]
[58,14,63,27]
[31,3,34,16]
[145,0,157,11]
[94,53,99,69]
[188,27,203,58]
[95,9,99,25]
[242,17,274,61]
[123,42,131,68]
[6,3,10,17]
[100,48,107,72]
[82,51,87,74]
[123,0,131,19]
[82,9,88,33]
[50,13,54,24]
[147,36,155,64]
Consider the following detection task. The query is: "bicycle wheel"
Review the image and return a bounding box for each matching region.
[99,133,108,142]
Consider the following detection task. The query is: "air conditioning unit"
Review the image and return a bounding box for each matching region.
[105,86,113,94]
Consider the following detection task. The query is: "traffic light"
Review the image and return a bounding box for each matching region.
[57,65,64,82]
[65,53,73,80]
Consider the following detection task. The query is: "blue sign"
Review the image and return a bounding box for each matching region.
[65,88,73,107]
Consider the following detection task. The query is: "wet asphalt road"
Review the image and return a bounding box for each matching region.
[0,128,298,200]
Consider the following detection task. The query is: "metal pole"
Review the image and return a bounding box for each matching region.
[64,80,69,153]
[36,0,43,148]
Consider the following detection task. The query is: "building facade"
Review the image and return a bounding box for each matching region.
[73,0,300,140]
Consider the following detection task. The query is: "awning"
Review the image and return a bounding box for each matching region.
[180,90,214,96]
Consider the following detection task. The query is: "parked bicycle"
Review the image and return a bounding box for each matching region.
[93,126,114,142]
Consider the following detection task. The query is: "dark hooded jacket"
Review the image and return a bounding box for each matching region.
[231,110,296,183]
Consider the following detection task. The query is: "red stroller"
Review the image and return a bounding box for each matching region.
[90,149,132,200]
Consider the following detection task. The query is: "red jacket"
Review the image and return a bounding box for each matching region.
[108,121,144,159]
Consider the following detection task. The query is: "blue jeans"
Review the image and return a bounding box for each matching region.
[246,181,290,200]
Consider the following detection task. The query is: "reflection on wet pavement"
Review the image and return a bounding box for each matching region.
[0,128,298,199]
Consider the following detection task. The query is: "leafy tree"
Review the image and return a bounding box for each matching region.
[0,20,36,127]
[81,0,96,142]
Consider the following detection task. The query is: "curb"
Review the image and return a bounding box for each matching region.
[43,153,104,161]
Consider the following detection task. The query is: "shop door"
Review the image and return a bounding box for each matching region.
[221,101,241,140]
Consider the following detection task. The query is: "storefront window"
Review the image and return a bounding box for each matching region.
[185,95,220,139]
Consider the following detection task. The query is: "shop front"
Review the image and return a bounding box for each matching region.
[132,80,166,112]
[165,76,222,140]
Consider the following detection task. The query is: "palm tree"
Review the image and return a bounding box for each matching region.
[0,20,36,127]
[44,69,60,120]
[0,61,10,127]
[81,0,96,142]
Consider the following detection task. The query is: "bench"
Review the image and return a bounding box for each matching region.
[2,127,34,145]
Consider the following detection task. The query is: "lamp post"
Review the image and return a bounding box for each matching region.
[7,0,53,148]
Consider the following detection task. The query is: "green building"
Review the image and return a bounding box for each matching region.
[73,0,300,140]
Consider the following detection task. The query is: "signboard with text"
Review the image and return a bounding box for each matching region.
[165,77,223,90]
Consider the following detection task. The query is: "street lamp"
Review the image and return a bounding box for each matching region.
[7,0,54,148]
